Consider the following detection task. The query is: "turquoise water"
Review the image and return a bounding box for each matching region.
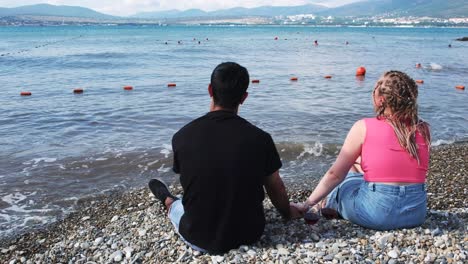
[1,25,467,236]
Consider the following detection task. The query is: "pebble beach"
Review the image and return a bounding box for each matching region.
[1,143,467,264]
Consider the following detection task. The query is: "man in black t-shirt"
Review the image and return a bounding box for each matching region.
[149,62,303,254]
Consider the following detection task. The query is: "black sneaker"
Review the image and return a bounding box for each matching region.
[148,179,178,205]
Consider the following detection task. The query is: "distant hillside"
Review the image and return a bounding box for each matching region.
[0,4,116,19]
[320,0,468,18]
[1,1,466,23]
[135,0,468,19]
[133,4,328,19]
[135,9,208,19]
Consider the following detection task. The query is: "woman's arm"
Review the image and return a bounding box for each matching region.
[305,119,366,207]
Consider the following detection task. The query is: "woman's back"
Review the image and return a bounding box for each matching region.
[362,117,430,183]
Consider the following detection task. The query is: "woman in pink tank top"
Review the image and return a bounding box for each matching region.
[297,71,431,230]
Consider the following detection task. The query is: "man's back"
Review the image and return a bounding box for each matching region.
[172,110,281,253]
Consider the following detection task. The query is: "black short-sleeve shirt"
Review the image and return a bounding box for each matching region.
[172,110,282,253]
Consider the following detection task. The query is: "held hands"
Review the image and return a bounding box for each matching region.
[289,202,322,225]
[289,202,308,220]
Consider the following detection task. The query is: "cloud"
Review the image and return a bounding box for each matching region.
[0,0,362,16]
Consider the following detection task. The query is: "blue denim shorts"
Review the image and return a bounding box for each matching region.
[168,200,207,253]
[326,172,427,230]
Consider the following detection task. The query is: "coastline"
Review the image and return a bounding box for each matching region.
[1,142,467,263]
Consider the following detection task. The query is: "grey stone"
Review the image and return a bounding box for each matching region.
[431,228,442,236]
[81,242,90,250]
[310,233,320,242]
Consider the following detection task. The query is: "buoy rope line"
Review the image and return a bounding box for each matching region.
[0,35,83,57]
[17,66,465,96]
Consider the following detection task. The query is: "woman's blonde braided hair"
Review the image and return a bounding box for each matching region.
[374,71,431,163]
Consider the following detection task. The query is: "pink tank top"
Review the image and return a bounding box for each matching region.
[361,118,429,183]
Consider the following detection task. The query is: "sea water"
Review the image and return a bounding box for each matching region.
[1,25,467,237]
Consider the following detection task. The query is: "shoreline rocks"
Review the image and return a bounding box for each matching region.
[1,142,467,263]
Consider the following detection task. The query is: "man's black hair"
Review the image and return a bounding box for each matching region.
[210,62,249,109]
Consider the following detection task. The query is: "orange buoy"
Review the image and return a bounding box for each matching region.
[167,83,177,87]
[20,91,32,96]
[415,80,424,84]
[356,67,366,76]
[73,88,84,94]
[251,79,260,84]
[123,86,133,90]
[290,77,298,81]
[455,85,465,90]
[324,75,332,79]
[416,63,422,68]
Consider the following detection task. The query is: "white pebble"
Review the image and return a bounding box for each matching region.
[278,248,289,256]
[81,216,91,221]
[93,237,103,246]
[110,250,123,262]
[387,250,399,259]
[378,233,394,248]
[212,256,224,262]
[80,242,90,249]
[123,247,133,259]
[138,229,147,237]
[434,240,445,248]
[111,216,119,222]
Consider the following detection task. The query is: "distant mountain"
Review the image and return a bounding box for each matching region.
[0,4,116,19]
[133,4,328,19]
[133,1,467,19]
[135,9,208,19]
[320,0,468,18]
[1,1,466,23]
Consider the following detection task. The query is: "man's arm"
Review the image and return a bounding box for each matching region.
[264,170,303,220]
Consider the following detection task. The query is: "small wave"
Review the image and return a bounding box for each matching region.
[23,157,57,166]
[428,63,443,71]
[160,144,172,158]
[2,192,28,206]
[297,142,323,159]
[157,164,171,173]
[68,52,130,59]
[431,139,455,146]
[277,141,340,161]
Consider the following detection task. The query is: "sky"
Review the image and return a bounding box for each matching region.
[0,0,362,16]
